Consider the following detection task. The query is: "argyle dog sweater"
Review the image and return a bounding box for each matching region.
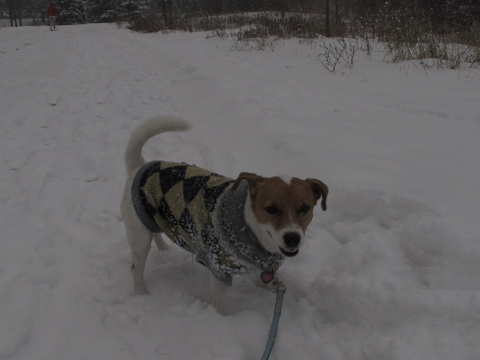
[131,161,284,286]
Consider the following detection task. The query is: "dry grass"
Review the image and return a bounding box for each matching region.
[127,10,480,70]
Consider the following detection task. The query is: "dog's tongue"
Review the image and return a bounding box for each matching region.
[261,271,274,284]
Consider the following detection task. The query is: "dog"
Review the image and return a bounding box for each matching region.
[121,116,328,313]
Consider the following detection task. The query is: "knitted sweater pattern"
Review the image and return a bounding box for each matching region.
[131,161,284,286]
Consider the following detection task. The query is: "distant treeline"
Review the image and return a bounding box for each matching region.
[1,0,479,35]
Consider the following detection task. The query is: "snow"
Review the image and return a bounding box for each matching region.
[1,23,480,360]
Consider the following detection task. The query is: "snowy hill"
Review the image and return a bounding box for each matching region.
[1,24,479,360]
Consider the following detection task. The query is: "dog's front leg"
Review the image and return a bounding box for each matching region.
[210,273,228,314]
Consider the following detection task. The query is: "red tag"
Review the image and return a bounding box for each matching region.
[261,271,274,284]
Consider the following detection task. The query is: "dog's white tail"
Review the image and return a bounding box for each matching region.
[124,115,191,174]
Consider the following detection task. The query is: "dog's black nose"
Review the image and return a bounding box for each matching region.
[283,232,301,248]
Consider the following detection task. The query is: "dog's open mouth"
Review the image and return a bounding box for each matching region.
[280,247,299,257]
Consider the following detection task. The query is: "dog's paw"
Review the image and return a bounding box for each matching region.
[134,285,148,296]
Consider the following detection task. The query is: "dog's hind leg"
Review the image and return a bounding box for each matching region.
[153,233,169,251]
[126,223,152,296]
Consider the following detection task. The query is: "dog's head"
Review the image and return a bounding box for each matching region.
[232,172,328,257]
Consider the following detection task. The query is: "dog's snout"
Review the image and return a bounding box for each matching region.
[283,232,301,248]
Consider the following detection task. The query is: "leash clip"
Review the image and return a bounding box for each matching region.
[272,278,286,293]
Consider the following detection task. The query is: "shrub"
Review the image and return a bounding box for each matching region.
[127,13,167,33]
[126,9,480,70]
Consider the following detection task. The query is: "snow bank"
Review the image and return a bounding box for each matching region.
[1,24,479,360]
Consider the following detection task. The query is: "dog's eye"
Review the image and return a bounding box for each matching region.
[265,206,279,215]
[299,204,310,214]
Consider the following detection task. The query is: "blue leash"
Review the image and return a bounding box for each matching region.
[261,281,286,360]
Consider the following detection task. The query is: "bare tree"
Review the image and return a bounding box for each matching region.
[0,0,18,26]
[325,0,330,37]
[0,0,32,26]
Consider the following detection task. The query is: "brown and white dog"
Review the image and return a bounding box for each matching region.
[121,116,328,313]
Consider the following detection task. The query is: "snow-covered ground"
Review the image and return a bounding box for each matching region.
[1,23,479,360]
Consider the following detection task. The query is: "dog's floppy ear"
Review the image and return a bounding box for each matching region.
[306,178,329,211]
[232,172,264,195]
